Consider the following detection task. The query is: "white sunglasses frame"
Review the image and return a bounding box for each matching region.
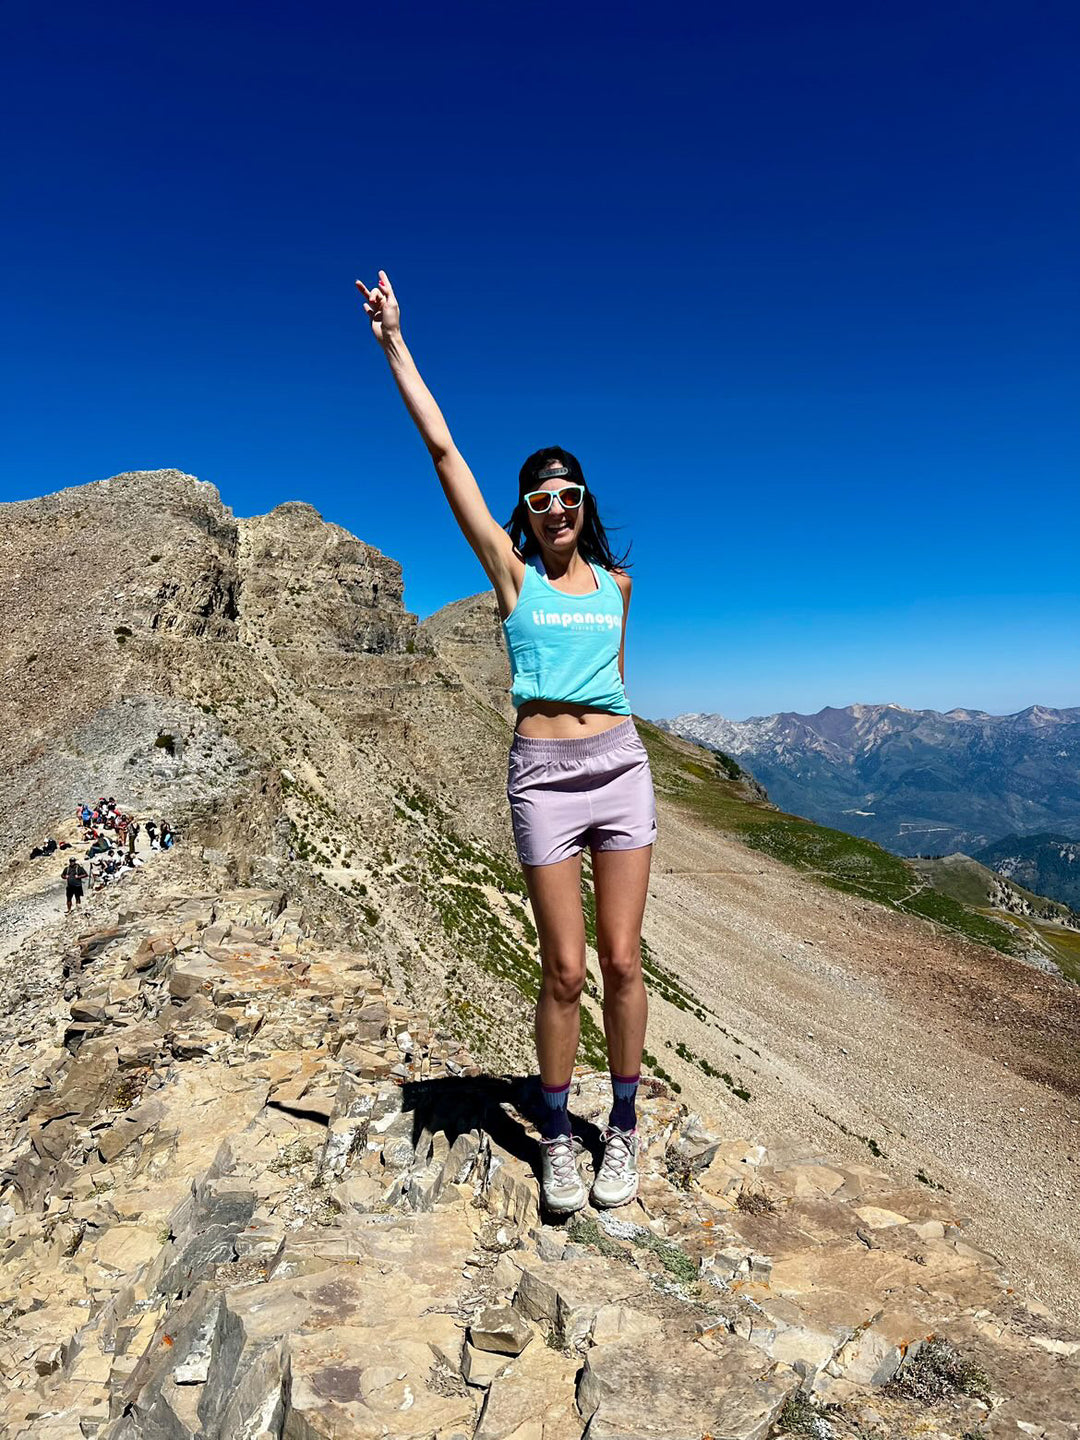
[523,484,586,515]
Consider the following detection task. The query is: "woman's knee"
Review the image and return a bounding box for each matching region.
[541,952,586,1005]
[598,945,642,989]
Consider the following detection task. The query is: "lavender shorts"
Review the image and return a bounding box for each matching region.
[506,718,658,868]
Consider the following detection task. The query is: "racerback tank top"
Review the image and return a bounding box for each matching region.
[501,555,631,714]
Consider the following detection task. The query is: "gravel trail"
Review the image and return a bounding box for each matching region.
[638,802,1080,1325]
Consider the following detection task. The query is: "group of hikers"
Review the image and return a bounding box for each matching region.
[54,796,179,913]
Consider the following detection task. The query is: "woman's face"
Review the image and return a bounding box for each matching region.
[525,466,585,558]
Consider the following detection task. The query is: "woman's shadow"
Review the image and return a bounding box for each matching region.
[399,1072,605,1202]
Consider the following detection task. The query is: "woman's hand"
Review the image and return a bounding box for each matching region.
[355,270,400,348]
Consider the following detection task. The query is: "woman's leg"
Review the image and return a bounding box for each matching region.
[522,851,590,1210]
[523,852,587,1085]
[592,844,652,1110]
[523,851,588,1142]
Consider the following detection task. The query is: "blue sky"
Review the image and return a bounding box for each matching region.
[3,0,1077,721]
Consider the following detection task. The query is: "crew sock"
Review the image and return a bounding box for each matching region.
[609,1071,639,1132]
[540,1078,573,1141]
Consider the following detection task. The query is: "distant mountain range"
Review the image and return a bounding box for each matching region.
[656,702,1080,865]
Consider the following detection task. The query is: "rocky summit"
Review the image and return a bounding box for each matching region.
[2,471,1080,1438]
[4,879,1079,1439]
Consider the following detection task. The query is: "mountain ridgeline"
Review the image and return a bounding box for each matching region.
[659,703,1080,872]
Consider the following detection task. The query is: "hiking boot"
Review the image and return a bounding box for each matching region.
[590,1125,639,1208]
[539,1133,586,1214]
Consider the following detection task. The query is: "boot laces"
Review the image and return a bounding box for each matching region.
[541,1134,578,1187]
[599,1125,636,1180]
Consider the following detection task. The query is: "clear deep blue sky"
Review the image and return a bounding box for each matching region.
[3,1,1077,721]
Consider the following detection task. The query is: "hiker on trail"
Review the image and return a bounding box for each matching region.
[63,856,88,912]
[357,271,657,1215]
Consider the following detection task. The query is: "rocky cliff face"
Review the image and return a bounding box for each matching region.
[238,502,417,655]
[0,469,527,1064]
[419,589,517,726]
[0,472,249,885]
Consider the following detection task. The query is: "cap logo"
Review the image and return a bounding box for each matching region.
[537,463,570,480]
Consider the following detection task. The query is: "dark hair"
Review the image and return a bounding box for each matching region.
[504,446,632,571]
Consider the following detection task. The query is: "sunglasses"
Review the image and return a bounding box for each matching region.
[523,484,585,514]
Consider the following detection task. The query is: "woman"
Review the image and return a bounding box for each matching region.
[356,271,657,1214]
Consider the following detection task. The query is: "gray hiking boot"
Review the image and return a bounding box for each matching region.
[539,1133,586,1214]
[590,1125,639,1208]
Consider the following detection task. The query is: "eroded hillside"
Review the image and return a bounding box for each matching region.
[2,470,1079,1436]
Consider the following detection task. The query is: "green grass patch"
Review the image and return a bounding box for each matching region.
[635,719,1028,962]
[884,1337,992,1406]
[810,1102,887,1159]
[567,1216,698,1287]
[775,1393,824,1435]
[642,1046,681,1093]
[916,1168,947,1191]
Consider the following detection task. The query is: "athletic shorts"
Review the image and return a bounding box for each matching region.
[506,717,658,868]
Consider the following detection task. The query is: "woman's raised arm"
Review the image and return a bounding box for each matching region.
[356,271,516,588]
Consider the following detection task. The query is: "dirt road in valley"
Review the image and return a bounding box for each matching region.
[637,802,1080,1326]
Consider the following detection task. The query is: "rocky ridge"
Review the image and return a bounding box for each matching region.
[3,470,1080,1433]
[0,470,535,1066]
[3,868,1079,1439]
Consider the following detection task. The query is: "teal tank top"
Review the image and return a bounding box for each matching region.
[502,556,631,715]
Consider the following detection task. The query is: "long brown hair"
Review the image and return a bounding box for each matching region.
[504,446,632,570]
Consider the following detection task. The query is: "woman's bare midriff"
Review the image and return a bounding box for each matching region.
[514,700,629,740]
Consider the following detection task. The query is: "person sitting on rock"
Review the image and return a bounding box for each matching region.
[357,269,656,1215]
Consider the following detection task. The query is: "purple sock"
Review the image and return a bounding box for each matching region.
[540,1078,572,1140]
[609,1071,639,1132]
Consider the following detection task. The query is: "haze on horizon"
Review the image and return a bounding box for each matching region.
[3,1,1077,722]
